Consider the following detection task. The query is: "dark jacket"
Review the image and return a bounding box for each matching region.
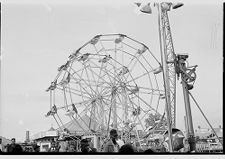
[7,144,23,152]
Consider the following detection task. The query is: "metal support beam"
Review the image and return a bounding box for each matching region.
[112,87,117,130]
[122,86,128,123]
[160,2,177,128]
[178,54,196,151]
[156,2,174,152]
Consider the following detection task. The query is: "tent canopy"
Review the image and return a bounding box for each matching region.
[57,115,99,134]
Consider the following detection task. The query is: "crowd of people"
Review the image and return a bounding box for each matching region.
[0,129,191,154]
[43,129,158,153]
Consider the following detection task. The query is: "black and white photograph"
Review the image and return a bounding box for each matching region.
[0,0,223,156]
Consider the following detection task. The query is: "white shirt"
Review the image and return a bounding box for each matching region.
[116,139,125,148]
[0,144,3,152]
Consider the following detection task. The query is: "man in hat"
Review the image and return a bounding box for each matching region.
[103,129,120,152]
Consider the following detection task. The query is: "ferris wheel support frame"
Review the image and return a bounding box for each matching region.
[122,86,128,123]
[112,88,117,130]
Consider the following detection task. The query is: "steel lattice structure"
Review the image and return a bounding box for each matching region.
[159,3,177,128]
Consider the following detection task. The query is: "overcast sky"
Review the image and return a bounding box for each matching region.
[1,0,223,142]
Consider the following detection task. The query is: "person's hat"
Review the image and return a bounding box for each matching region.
[110,129,118,136]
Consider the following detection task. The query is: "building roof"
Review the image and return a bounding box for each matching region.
[31,126,58,140]
[57,114,99,134]
[48,126,56,131]
[34,136,57,141]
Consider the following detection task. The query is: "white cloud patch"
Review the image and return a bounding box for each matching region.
[42,3,52,12]
[18,120,24,126]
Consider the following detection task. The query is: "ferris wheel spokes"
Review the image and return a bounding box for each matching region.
[48,34,163,140]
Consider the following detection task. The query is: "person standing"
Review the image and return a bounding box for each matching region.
[58,140,69,152]
[116,135,125,148]
[182,138,190,153]
[7,138,23,152]
[0,138,4,152]
[80,139,92,153]
[103,129,120,152]
[88,139,97,152]
[48,140,59,152]
[133,141,143,152]
[32,141,40,152]
[67,143,75,152]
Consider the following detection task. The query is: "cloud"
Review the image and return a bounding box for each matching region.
[42,3,52,12]
[18,120,24,126]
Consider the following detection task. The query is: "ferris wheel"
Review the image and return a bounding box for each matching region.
[46,34,165,140]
